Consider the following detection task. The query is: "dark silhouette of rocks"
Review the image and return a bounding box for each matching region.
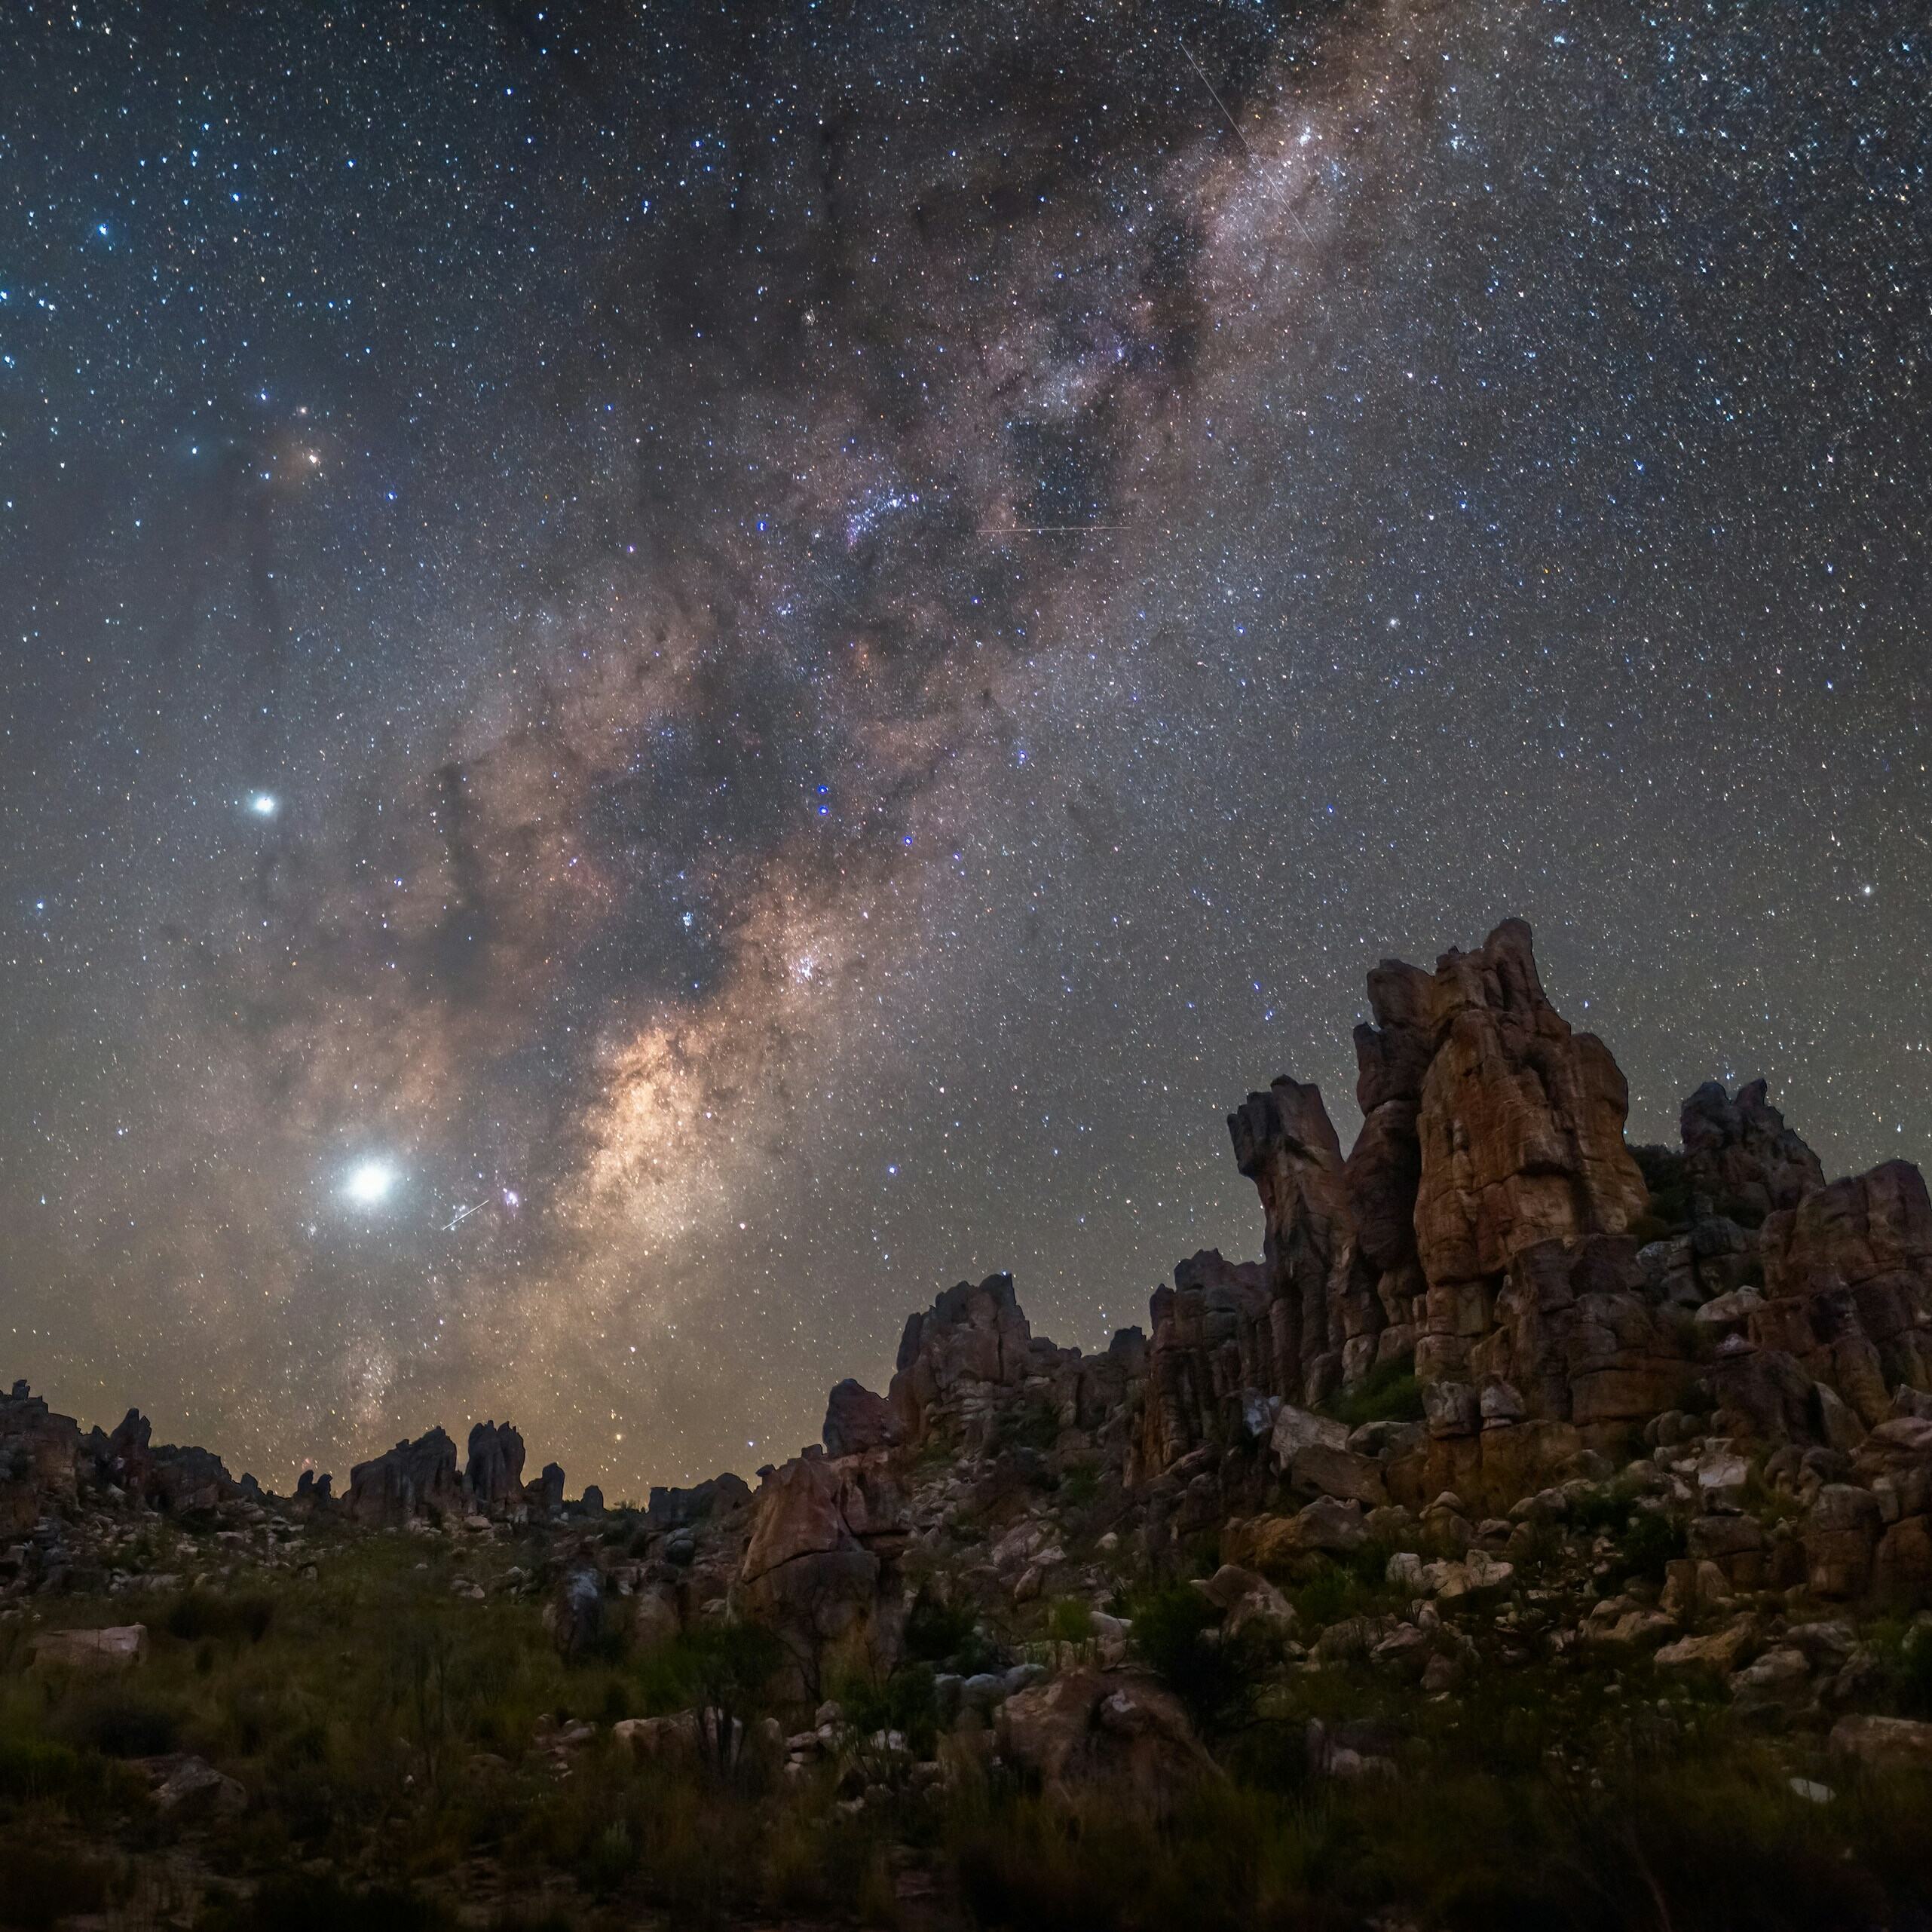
[464,1420,527,1512]
[8,916,1932,1765]
[345,1427,464,1526]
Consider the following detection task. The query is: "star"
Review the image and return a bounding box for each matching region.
[344,1160,399,1207]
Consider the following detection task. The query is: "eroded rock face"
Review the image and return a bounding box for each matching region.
[1755,1162,1932,1421]
[345,1427,464,1526]
[1681,1079,1826,1224]
[465,1421,527,1513]
[1145,920,1686,1463]
[1411,920,1649,1378]
[997,1668,1217,1816]
[1137,1251,1269,1474]
[887,1274,1033,1448]
[1,1382,82,1532]
[736,1450,898,1695]
[823,1379,899,1459]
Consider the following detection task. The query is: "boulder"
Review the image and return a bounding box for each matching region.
[1410,920,1649,1379]
[888,1273,1035,1448]
[0,1383,83,1532]
[1196,1564,1295,1635]
[1803,1484,1882,1599]
[1138,1251,1274,1474]
[1655,1618,1756,1675]
[30,1624,148,1671]
[1229,1498,1366,1570]
[546,1563,605,1660]
[153,1754,247,1816]
[736,1451,894,1693]
[525,1462,566,1518]
[1680,1079,1825,1223]
[1269,1404,1350,1465]
[1828,1714,1932,1773]
[823,1379,899,1458]
[345,1428,464,1526]
[464,1421,526,1513]
[1288,1443,1387,1508]
[998,1669,1216,1815]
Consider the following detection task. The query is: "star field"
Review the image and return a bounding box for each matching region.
[2,2,1927,1496]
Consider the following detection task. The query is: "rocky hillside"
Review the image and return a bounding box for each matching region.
[7,918,1932,1928]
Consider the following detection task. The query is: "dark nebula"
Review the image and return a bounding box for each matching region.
[2,2,1926,1493]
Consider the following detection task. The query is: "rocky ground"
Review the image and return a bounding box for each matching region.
[6,919,1932,1930]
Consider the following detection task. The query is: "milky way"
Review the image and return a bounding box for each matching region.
[3,2,1927,1495]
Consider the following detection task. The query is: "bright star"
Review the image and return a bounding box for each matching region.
[345,1159,398,1206]
[250,793,278,816]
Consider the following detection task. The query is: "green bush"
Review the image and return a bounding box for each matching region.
[57,1690,182,1759]
[1618,1508,1687,1582]
[0,1837,110,1930]
[1322,1357,1424,1429]
[165,1588,276,1646]
[1128,1586,1265,1737]
[833,1662,941,1755]
[995,1398,1062,1453]
[1630,1144,1692,1229]
[1043,1598,1095,1652]
[1058,1462,1101,1508]
[902,1587,982,1667]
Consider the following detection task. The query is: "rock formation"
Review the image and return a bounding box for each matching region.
[1681,1078,1827,1223]
[8,914,1932,1790]
[345,1427,464,1526]
[1,1381,82,1532]
[465,1419,528,1513]
[822,1378,899,1458]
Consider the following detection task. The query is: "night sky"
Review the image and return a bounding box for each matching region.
[3,2,1927,1498]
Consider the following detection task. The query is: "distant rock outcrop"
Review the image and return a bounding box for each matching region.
[9,914,1932,1728]
[1,1381,82,1532]
[822,1378,899,1458]
[345,1427,464,1526]
[1681,1078,1826,1223]
[465,1420,527,1514]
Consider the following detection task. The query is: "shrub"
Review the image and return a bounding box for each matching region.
[0,1838,110,1930]
[1128,1585,1263,1737]
[164,1588,276,1645]
[198,1875,457,1932]
[0,1731,120,1812]
[1043,1598,1095,1652]
[57,1690,181,1759]
[1618,1508,1686,1583]
[903,1588,984,1668]
[995,1398,1062,1453]
[1323,1357,1424,1429]
[1630,1144,1692,1229]
[833,1662,941,1756]
[632,1620,785,1769]
[1058,1462,1101,1508]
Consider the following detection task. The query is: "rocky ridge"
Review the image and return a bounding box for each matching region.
[8,919,1932,1795]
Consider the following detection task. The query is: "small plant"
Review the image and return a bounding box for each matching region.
[1129,1584,1267,1737]
[903,1587,997,1673]
[1058,1461,1101,1508]
[994,1398,1062,1453]
[0,1839,110,1930]
[1618,1507,1687,1583]
[832,1661,941,1755]
[1630,1144,1693,1229]
[1043,1597,1096,1661]
[164,1586,276,1645]
[632,1620,784,1771]
[1323,1356,1425,1429]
